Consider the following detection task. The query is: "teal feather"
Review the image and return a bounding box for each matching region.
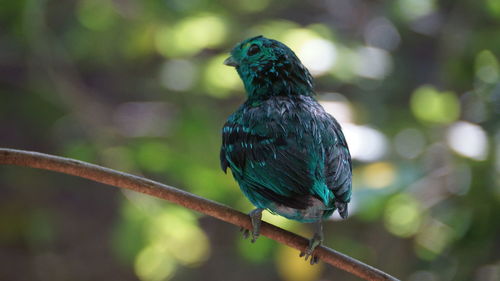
[220,36,351,223]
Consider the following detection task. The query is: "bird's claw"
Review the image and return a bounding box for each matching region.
[299,233,322,265]
[250,232,259,243]
[240,226,259,242]
[240,208,263,243]
[299,250,320,265]
[240,227,250,239]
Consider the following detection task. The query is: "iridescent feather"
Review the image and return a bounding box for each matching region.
[220,36,352,263]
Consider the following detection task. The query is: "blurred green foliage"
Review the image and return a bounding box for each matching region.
[1,0,499,280]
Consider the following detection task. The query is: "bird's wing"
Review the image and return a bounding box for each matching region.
[323,117,352,218]
[220,120,314,209]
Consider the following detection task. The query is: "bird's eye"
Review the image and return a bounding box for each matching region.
[247,44,260,56]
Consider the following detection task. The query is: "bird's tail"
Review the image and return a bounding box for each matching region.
[334,201,348,219]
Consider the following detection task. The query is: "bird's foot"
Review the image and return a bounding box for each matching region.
[299,231,323,265]
[240,208,263,243]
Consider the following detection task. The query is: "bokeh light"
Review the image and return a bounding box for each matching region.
[135,245,176,281]
[276,244,323,281]
[297,38,337,76]
[446,121,489,160]
[384,194,422,237]
[361,162,397,189]
[343,124,389,162]
[410,85,460,124]
[364,18,401,51]
[128,204,210,281]
[319,92,354,124]
[159,60,198,91]
[354,47,393,80]
[475,50,499,84]
[394,128,426,159]
[155,14,228,57]
[395,0,436,21]
[415,219,454,260]
[203,54,242,97]
[281,29,338,76]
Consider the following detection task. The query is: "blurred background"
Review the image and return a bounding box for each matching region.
[1,0,499,280]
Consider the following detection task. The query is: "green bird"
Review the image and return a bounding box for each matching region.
[220,35,352,263]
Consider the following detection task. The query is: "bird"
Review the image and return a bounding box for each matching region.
[220,35,352,264]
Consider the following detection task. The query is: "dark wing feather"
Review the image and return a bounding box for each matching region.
[324,118,352,218]
[220,148,229,173]
[220,120,314,209]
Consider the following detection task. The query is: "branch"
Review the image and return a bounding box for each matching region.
[0,148,399,281]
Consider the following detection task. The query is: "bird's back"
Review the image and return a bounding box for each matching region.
[221,95,351,222]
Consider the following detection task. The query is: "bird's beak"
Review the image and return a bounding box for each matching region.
[223,56,239,67]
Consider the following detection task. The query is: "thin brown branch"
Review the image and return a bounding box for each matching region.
[0,148,399,281]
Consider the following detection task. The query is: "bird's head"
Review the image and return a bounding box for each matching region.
[224,35,314,100]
